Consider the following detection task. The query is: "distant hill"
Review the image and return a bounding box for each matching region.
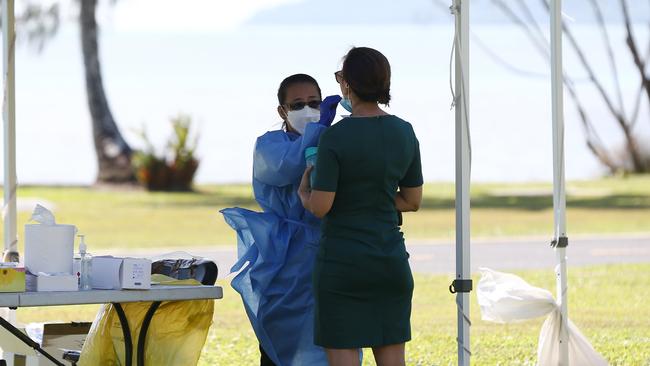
[246,0,650,26]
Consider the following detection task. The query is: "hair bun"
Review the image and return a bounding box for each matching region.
[377,90,391,105]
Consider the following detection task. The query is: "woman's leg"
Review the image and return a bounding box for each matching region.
[325,348,361,366]
[371,343,405,366]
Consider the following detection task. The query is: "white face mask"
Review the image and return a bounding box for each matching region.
[286,107,320,135]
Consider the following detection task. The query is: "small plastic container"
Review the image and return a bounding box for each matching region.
[304,147,318,188]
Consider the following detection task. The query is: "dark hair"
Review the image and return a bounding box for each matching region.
[342,47,391,105]
[277,74,322,105]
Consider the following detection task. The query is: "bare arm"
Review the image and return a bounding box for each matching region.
[298,166,336,218]
[395,186,423,212]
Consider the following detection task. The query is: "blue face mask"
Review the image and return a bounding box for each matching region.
[340,97,352,113]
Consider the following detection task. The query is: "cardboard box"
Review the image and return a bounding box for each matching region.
[91,256,151,290]
[0,322,91,366]
[25,274,78,292]
[0,265,25,293]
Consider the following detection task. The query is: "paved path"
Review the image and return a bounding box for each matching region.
[406,235,650,275]
[107,235,650,279]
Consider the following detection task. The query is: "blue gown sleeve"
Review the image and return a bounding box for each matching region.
[253,122,327,187]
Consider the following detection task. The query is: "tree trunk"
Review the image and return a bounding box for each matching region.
[80,0,134,183]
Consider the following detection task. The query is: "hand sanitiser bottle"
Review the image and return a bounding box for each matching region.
[77,235,93,290]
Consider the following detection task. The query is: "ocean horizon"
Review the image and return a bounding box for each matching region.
[1,21,648,185]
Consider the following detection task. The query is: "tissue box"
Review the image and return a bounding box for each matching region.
[26,273,78,292]
[24,223,75,275]
[0,322,92,366]
[91,256,151,290]
[0,265,26,293]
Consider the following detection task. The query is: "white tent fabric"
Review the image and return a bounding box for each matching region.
[477,268,609,366]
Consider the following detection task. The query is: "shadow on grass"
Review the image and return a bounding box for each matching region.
[420,194,650,211]
[137,189,258,208]
[130,188,650,212]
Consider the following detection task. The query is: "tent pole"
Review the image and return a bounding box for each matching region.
[452,0,471,365]
[2,0,18,261]
[550,0,569,364]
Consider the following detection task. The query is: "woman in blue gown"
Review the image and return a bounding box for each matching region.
[221,74,340,366]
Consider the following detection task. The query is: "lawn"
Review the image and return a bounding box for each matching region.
[1,175,648,251]
[2,176,648,363]
[14,263,650,365]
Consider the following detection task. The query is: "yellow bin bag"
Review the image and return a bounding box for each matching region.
[79,277,214,366]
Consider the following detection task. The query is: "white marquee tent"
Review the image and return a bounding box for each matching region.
[448,1,570,364]
[2,0,577,364]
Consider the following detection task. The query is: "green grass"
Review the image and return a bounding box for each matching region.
[14,264,650,365]
[402,176,650,240]
[2,184,258,250]
[4,177,648,363]
[1,175,649,250]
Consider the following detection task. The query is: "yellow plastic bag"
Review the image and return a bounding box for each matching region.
[79,284,214,366]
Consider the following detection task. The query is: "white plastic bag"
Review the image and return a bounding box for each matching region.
[477,268,608,366]
[477,268,556,323]
[537,309,609,366]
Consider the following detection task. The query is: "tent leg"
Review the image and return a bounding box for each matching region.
[550,0,569,364]
[451,0,471,365]
[2,0,18,262]
[554,245,569,366]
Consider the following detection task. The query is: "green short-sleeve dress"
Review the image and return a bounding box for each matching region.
[311,115,423,349]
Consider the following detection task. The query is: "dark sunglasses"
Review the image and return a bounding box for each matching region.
[284,100,321,111]
[334,70,343,84]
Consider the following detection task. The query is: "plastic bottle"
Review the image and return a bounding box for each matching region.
[304,147,318,188]
[77,235,93,291]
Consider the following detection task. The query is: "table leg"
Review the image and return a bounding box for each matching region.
[113,303,133,366]
[0,315,65,366]
[136,301,162,366]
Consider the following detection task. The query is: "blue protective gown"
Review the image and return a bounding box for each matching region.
[221,122,328,366]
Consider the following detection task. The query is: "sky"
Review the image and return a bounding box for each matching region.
[105,0,650,31]
[109,0,303,32]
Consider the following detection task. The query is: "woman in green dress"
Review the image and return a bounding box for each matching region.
[298,47,423,366]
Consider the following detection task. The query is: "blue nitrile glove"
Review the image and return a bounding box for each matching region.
[318,95,342,127]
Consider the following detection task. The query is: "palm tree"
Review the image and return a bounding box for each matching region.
[11,0,134,183]
[80,0,134,183]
